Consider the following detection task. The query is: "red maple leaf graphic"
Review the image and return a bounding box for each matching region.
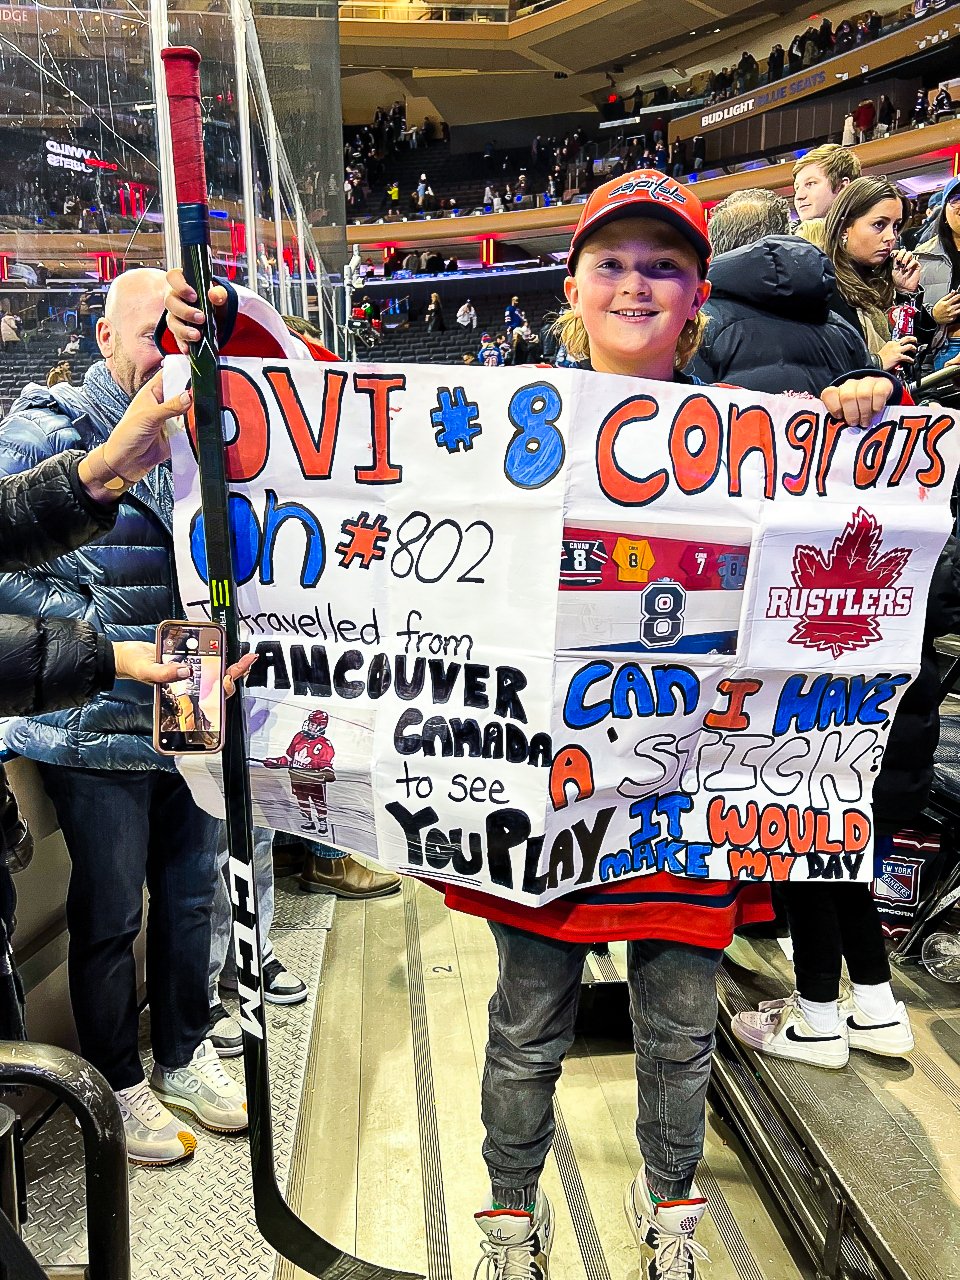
[789,508,910,659]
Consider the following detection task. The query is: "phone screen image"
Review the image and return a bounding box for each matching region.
[157,624,224,752]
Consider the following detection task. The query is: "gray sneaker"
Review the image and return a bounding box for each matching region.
[151,1039,248,1133]
[625,1163,709,1280]
[115,1080,198,1166]
[209,1002,243,1058]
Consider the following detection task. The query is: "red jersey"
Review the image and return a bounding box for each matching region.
[156,280,339,362]
[264,732,334,772]
[443,874,772,947]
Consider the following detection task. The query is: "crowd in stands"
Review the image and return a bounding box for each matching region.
[699,2,955,105]
[359,146,960,383]
[705,11,885,103]
[341,53,956,228]
[340,108,594,221]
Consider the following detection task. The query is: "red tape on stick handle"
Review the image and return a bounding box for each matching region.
[160,46,208,207]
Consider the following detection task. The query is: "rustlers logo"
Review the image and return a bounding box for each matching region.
[766,508,912,659]
[608,174,685,206]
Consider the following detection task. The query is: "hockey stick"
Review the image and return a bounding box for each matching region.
[160,48,420,1280]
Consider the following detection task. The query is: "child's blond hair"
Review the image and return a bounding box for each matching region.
[794,217,827,250]
[551,308,707,370]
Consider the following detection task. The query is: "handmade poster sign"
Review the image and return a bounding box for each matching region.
[165,356,960,906]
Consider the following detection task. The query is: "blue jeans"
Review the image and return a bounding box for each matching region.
[38,764,220,1089]
[304,839,345,859]
[933,338,960,371]
[482,922,722,1200]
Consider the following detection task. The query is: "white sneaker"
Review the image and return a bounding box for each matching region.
[842,995,914,1057]
[624,1164,709,1279]
[115,1080,198,1167]
[474,1190,553,1280]
[731,995,849,1069]
[150,1039,249,1133]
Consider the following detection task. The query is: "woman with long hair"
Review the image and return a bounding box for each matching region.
[916,175,960,371]
[425,291,445,332]
[823,175,926,371]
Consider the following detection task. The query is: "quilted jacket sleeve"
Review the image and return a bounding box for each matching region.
[0,449,117,573]
[0,614,116,716]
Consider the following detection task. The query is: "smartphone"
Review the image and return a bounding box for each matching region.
[153,620,226,755]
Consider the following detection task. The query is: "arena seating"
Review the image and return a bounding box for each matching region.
[373,285,566,364]
[0,335,99,415]
[352,137,550,218]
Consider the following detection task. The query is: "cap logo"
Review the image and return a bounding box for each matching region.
[607,174,685,206]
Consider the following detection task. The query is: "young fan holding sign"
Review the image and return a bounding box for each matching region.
[440,173,914,1280]
[161,172,914,1280]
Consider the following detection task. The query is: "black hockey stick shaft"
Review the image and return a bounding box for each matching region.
[159,47,378,1278]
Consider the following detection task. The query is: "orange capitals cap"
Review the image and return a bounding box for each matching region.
[567,170,711,274]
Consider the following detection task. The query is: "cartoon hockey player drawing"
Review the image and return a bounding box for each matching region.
[263,709,336,834]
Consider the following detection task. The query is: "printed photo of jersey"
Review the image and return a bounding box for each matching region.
[557,525,751,656]
[560,536,608,586]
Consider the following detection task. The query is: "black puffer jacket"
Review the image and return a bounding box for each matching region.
[878,537,960,827]
[689,235,872,396]
[0,449,117,716]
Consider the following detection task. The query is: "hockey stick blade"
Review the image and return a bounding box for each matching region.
[161,46,422,1280]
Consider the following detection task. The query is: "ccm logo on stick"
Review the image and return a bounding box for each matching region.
[228,854,264,1039]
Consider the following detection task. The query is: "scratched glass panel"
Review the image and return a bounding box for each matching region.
[0,0,343,413]
[0,0,163,402]
[166,1,250,289]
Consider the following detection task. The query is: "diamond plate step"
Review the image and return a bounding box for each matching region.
[20,878,334,1279]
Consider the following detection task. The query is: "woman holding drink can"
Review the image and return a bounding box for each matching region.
[823,177,935,373]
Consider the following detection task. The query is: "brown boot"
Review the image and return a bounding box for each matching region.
[299,853,401,899]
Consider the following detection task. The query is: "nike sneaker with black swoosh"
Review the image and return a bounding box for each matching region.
[842,995,914,1058]
[731,995,849,1069]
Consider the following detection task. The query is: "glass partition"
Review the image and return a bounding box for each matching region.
[0,1,165,348]
[244,0,346,307]
[0,0,342,411]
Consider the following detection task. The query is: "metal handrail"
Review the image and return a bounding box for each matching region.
[0,1040,130,1280]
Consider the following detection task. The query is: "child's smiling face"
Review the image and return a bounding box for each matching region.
[563,219,709,380]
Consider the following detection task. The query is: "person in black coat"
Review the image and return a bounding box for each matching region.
[0,375,240,711]
[689,234,872,395]
[699,205,960,1069]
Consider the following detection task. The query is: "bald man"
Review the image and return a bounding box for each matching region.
[96,266,168,395]
[0,268,247,1167]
